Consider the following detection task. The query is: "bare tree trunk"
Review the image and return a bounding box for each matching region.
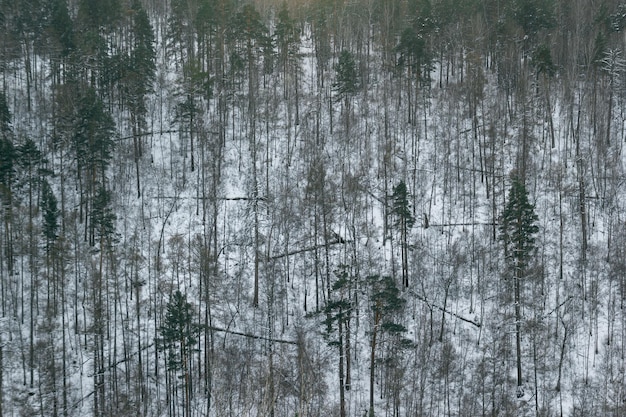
[0,336,3,417]
[370,309,379,416]
[544,79,555,148]
[61,254,68,417]
[133,124,141,198]
[574,99,587,262]
[515,265,523,398]
[556,319,567,393]
[401,221,409,288]
[338,308,346,417]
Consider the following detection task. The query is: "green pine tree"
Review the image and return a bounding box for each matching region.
[395,28,427,77]
[0,91,11,137]
[126,0,156,124]
[91,186,116,245]
[47,0,74,58]
[391,180,415,287]
[0,92,15,274]
[367,275,410,416]
[275,3,300,75]
[157,290,199,417]
[499,177,539,398]
[391,180,415,229]
[500,178,539,269]
[0,138,14,194]
[40,179,59,245]
[323,267,353,417]
[333,50,359,101]
[531,43,556,77]
[158,291,198,370]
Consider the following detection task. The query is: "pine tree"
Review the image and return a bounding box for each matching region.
[0,91,10,136]
[77,0,120,29]
[391,180,415,287]
[499,177,539,398]
[0,137,14,194]
[500,178,539,270]
[0,91,15,274]
[125,0,155,197]
[159,291,197,370]
[333,50,359,101]
[174,60,212,174]
[126,0,156,123]
[513,0,556,37]
[323,266,354,417]
[275,3,300,84]
[158,290,199,417]
[91,186,115,245]
[367,275,409,416]
[40,179,58,254]
[395,28,427,77]
[55,83,115,245]
[532,43,556,77]
[41,181,58,239]
[333,50,359,134]
[17,138,46,219]
[47,0,74,59]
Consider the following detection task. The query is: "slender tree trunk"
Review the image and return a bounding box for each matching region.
[189,96,195,173]
[556,319,567,392]
[61,253,68,417]
[574,97,587,262]
[50,332,59,417]
[136,280,144,414]
[338,308,346,417]
[0,335,3,417]
[515,264,523,397]
[345,307,351,392]
[133,121,141,198]
[370,309,379,415]
[267,266,276,417]
[544,79,555,148]
[248,36,260,308]
[401,221,409,288]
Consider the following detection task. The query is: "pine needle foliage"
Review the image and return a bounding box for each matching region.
[158,290,199,372]
[499,178,539,268]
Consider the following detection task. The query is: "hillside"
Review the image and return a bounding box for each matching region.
[0,0,625,416]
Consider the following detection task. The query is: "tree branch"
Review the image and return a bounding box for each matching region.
[270,238,347,260]
[410,290,481,327]
[151,196,267,201]
[428,222,497,228]
[208,325,297,345]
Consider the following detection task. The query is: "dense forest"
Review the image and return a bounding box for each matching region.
[1,0,626,415]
